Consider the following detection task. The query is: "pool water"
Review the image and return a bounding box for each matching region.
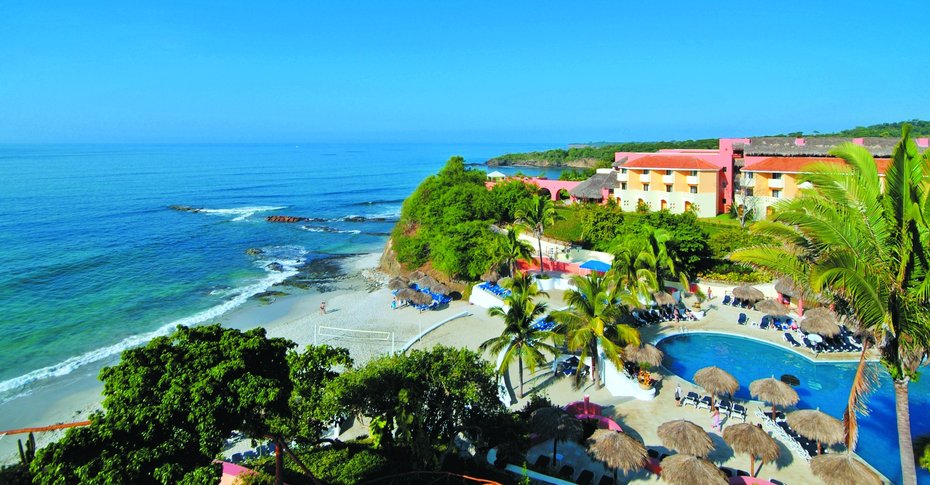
[657,333,930,484]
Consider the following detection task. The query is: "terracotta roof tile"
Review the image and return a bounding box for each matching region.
[742,157,891,174]
[620,155,719,171]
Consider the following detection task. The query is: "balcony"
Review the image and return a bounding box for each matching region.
[739,174,755,187]
[768,178,785,189]
[662,174,675,184]
[686,175,699,185]
[639,174,651,183]
[617,173,628,182]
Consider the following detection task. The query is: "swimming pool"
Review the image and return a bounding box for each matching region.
[657,333,930,485]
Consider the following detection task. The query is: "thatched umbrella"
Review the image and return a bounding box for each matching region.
[800,307,841,337]
[531,407,582,466]
[431,283,451,296]
[754,298,789,316]
[653,290,676,306]
[622,343,664,367]
[387,277,409,291]
[657,420,714,458]
[732,285,765,302]
[408,270,426,281]
[774,277,798,298]
[587,430,646,483]
[750,377,799,420]
[722,423,780,477]
[415,275,441,291]
[481,267,501,283]
[659,454,727,485]
[786,409,844,455]
[411,291,434,306]
[693,366,739,411]
[810,453,881,485]
[395,288,418,302]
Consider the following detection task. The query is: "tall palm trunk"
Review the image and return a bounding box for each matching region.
[589,341,601,388]
[536,228,544,274]
[518,352,525,398]
[894,378,917,485]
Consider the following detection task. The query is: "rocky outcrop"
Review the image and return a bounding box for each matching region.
[266,262,285,272]
[169,205,203,213]
[266,215,309,223]
[485,157,601,169]
[245,248,264,256]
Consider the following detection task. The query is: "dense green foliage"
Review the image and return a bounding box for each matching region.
[298,444,394,485]
[489,139,718,166]
[558,168,596,181]
[392,157,536,279]
[808,119,930,138]
[28,326,349,485]
[326,346,506,469]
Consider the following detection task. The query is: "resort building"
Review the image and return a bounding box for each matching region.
[606,135,930,219]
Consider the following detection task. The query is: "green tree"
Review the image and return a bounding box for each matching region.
[327,347,505,470]
[490,180,538,222]
[430,221,499,279]
[551,274,641,388]
[481,273,559,398]
[495,227,535,277]
[732,127,930,485]
[515,195,561,275]
[31,325,296,485]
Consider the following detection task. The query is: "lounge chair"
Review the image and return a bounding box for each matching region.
[731,403,747,421]
[231,453,243,463]
[784,332,801,347]
[719,467,735,477]
[722,295,732,305]
[718,399,732,416]
[736,469,751,477]
[534,454,551,469]
[597,476,616,485]
[576,470,595,485]
[696,395,712,410]
[759,319,770,330]
[683,391,700,407]
[559,465,574,479]
[647,448,660,459]
[737,313,748,325]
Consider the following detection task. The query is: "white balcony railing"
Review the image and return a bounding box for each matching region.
[768,178,785,189]
[662,174,675,184]
[617,173,628,182]
[686,175,699,185]
[639,174,651,183]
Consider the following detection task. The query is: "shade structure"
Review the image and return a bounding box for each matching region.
[531,407,583,465]
[774,277,799,298]
[732,285,765,302]
[810,453,881,485]
[387,277,409,291]
[408,270,426,281]
[657,420,714,458]
[800,307,841,337]
[754,298,789,316]
[410,292,434,306]
[786,409,844,455]
[659,454,727,485]
[415,275,442,291]
[750,377,799,420]
[580,259,611,273]
[481,268,501,283]
[487,170,507,179]
[395,288,418,301]
[693,366,739,410]
[722,423,780,477]
[622,343,664,367]
[652,291,676,306]
[587,429,647,482]
[431,283,451,296]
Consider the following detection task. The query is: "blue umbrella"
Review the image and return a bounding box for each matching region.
[580,260,611,273]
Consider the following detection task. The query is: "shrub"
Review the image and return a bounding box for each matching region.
[302,446,390,485]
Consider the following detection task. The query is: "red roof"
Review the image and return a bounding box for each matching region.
[743,157,891,174]
[621,155,719,171]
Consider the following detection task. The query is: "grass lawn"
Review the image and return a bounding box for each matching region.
[544,206,583,242]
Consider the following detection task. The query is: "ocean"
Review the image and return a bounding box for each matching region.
[0,143,558,420]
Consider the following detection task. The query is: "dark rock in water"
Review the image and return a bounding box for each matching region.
[169,205,202,213]
[253,290,288,301]
[267,215,309,223]
[343,215,367,222]
[266,262,285,272]
[246,248,264,256]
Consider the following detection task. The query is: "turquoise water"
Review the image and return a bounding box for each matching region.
[658,333,930,484]
[0,143,554,412]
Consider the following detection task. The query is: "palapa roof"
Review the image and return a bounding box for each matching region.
[786,409,844,446]
[659,454,727,485]
[530,407,583,442]
[810,453,881,485]
[694,366,739,397]
[722,423,780,464]
[587,429,647,473]
[742,156,891,174]
[750,377,799,408]
[657,420,714,457]
[618,155,720,171]
[622,343,664,367]
[739,136,900,157]
[755,298,789,316]
[569,172,619,200]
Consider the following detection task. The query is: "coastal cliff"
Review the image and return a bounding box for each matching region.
[485,156,602,169]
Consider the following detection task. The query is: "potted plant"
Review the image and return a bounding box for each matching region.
[637,364,654,390]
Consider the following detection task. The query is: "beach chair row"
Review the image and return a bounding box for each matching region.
[755,408,813,461]
[722,294,754,308]
[681,391,747,421]
[531,455,616,485]
[478,281,511,298]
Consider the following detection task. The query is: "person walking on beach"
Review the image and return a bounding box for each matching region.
[674,384,682,407]
[320,301,326,315]
[707,286,713,300]
[391,296,397,310]
[711,406,722,431]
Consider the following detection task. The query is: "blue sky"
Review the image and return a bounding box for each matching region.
[1,1,927,143]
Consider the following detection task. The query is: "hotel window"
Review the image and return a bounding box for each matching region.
[666,185,673,192]
[621,168,627,174]
[690,186,698,194]
[666,170,673,175]
[772,173,783,180]
[621,182,627,190]
[772,189,782,198]
[642,183,650,191]
[690,170,698,176]
[746,172,754,179]
[643,169,650,174]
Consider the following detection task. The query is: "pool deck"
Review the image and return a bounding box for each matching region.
[390,292,888,484]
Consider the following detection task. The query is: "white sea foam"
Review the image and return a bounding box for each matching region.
[300,226,361,235]
[0,246,306,403]
[198,206,286,222]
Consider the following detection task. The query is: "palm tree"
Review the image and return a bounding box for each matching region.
[499,269,549,301]
[732,127,930,485]
[515,195,561,275]
[480,273,559,398]
[611,226,689,298]
[497,227,535,277]
[551,273,641,388]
